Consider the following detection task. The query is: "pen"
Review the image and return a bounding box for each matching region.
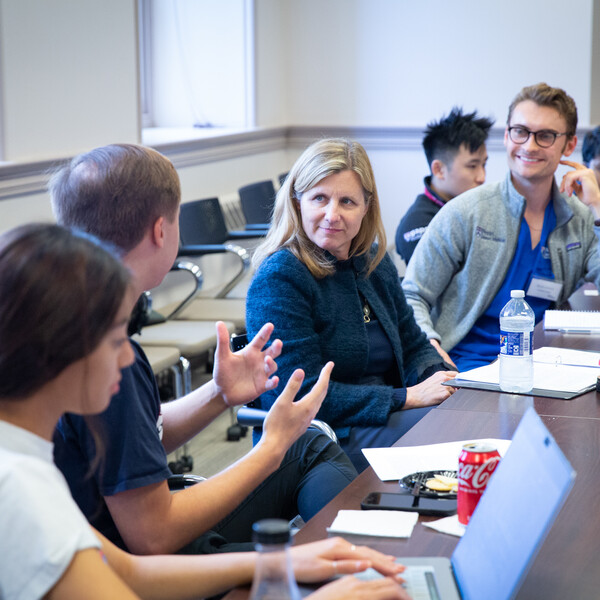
[540,359,600,368]
[558,329,600,334]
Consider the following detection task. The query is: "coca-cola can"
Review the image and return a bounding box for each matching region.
[457,442,501,525]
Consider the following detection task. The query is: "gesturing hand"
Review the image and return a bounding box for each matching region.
[261,362,334,452]
[560,160,600,219]
[213,321,283,407]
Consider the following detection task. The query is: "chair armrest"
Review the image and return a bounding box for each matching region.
[230,332,249,352]
[237,407,338,444]
[243,223,270,232]
[163,261,204,320]
[236,406,269,427]
[306,419,338,444]
[167,474,207,490]
[228,229,267,239]
[178,244,229,256]
[179,243,250,298]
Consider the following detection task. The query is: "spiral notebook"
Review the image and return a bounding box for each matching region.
[543,310,600,333]
[444,347,600,399]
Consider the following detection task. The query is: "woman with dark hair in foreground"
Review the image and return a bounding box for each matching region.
[0,223,409,600]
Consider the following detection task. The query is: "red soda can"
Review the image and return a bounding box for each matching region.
[457,442,501,525]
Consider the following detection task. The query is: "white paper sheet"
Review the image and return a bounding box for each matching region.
[423,514,466,537]
[532,346,600,368]
[327,509,419,538]
[544,309,600,331]
[362,439,512,482]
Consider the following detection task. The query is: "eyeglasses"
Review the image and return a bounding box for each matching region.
[507,126,568,148]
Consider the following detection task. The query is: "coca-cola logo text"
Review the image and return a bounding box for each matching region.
[458,457,500,490]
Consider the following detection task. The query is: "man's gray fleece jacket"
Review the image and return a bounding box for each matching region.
[401,173,600,352]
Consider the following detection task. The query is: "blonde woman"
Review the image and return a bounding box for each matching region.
[247,139,457,471]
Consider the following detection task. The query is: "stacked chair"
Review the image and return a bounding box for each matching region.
[238,180,276,230]
[161,196,267,331]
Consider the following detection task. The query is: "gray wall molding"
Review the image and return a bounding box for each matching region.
[0,124,587,201]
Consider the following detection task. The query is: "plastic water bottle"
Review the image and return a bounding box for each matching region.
[248,519,301,600]
[499,290,534,393]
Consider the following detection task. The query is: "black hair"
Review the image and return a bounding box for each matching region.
[0,223,130,399]
[422,107,494,168]
[582,126,600,166]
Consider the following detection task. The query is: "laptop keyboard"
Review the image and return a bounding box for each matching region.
[356,565,441,600]
[403,567,441,600]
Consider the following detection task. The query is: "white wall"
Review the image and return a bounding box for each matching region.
[0,0,139,163]
[178,153,285,203]
[0,191,55,231]
[282,0,595,128]
[254,0,289,127]
[591,0,600,125]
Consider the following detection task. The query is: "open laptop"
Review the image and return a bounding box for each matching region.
[352,407,576,599]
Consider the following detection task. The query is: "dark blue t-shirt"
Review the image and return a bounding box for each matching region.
[450,202,556,371]
[53,340,171,550]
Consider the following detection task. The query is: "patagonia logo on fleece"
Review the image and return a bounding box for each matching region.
[475,226,505,243]
[404,227,427,243]
[566,241,581,252]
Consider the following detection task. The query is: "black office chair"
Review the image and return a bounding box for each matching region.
[178,197,263,299]
[278,172,289,187]
[238,180,276,229]
[180,197,263,246]
[167,473,206,490]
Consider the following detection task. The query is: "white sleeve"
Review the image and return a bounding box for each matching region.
[0,455,101,600]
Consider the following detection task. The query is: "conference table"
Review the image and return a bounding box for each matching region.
[227,287,600,599]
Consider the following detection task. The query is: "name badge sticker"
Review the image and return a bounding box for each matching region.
[527,277,563,301]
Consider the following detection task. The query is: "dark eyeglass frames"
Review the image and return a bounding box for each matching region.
[507,126,568,148]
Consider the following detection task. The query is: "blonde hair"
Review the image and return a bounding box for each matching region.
[253,138,387,278]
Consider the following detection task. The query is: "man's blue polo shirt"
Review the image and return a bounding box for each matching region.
[450,202,556,371]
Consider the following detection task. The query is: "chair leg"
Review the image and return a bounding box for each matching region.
[167,360,194,473]
[226,406,248,441]
[177,357,194,471]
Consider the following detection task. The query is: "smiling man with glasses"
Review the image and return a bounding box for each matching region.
[402,82,600,371]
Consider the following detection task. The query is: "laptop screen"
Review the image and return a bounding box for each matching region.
[451,408,576,600]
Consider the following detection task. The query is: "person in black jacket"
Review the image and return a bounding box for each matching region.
[395,107,493,264]
[583,125,600,186]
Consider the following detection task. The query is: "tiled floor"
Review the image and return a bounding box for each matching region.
[169,408,253,478]
[166,367,253,478]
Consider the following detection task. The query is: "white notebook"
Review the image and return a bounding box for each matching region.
[447,347,600,399]
[544,310,600,332]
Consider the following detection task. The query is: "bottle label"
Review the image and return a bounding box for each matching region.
[500,330,532,357]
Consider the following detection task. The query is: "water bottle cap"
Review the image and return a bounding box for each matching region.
[510,290,525,298]
[252,519,291,545]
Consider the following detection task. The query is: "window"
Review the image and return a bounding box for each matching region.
[138,0,254,135]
